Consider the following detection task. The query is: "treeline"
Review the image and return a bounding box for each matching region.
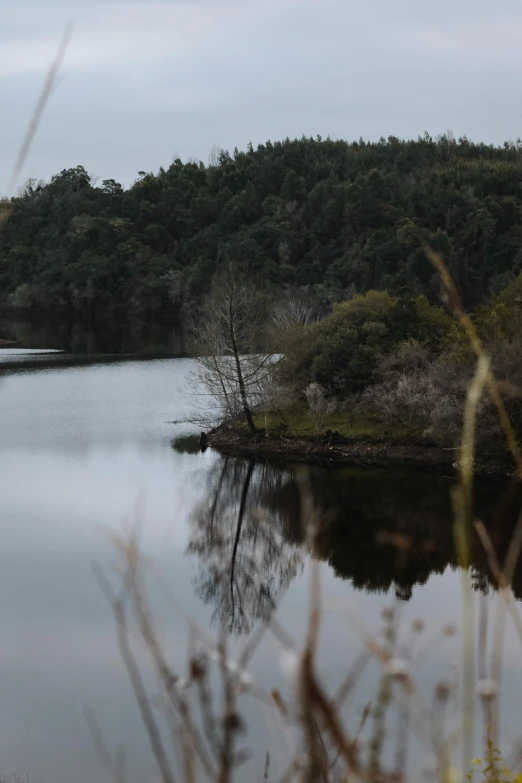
[2,133,522,318]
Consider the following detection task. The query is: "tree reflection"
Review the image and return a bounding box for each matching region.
[187,458,304,633]
[300,468,522,602]
[187,456,522,633]
[309,470,454,598]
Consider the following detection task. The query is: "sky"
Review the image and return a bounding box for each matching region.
[2,0,522,190]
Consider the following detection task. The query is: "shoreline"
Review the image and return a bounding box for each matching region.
[206,423,513,477]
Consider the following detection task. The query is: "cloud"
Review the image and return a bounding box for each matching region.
[0,1,250,77]
[387,14,522,67]
[2,0,522,187]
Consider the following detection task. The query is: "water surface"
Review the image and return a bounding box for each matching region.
[1,353,521,782]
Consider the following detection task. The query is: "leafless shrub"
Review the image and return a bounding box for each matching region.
[305,383,337,433]
[248,367,293,434]
[377,339,431,376]
[271,297,323,335]
[359,338,522,453]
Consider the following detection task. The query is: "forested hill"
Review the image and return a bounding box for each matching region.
[2,134,522,319]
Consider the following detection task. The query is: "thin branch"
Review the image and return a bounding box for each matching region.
[95,568,177,783]
[114,597,177,783]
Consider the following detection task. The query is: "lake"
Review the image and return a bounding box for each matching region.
[1,350,522,782]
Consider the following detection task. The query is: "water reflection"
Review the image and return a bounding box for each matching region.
[0,317,185,355]
[1,350,521,783]
[187,457,522,632]
[187,458,304,633]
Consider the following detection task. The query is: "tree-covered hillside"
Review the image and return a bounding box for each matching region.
[2,134,522,318]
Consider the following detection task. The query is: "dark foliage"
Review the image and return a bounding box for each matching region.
[2,134,522,317]
[278,290,452,395]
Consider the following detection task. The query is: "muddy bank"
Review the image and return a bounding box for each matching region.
[206,424,512,476]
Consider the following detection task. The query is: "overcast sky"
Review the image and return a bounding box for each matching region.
[2,0,522,191]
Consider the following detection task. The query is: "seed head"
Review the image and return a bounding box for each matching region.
[435,681,451,703]
[477,679,498,700]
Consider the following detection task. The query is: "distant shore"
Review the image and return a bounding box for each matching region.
[205,423,512,477]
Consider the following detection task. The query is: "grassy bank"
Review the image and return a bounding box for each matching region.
[205,404,517,475]
[252,402,420,440]
[205,405,459,473]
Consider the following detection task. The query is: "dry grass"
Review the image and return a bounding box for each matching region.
[96,512,522,783]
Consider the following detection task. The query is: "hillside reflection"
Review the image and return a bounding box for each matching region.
[0,317,184,355]
[187,457,522,633]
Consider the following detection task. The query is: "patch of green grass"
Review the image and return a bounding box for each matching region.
[252,403,421,440]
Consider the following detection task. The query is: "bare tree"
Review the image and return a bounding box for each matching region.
[271,296,323,335]
[305,383,337,433]
[208,145,225,167]
[190,264,275,434]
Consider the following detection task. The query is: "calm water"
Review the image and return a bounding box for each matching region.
[1,351,522,781]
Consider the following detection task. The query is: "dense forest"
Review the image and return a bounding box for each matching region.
[2,134,522,319]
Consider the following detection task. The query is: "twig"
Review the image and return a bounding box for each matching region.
[84,707,115,775]
[474,521,522,647]
[115,596,176,783]
[475,517,522,746]
[263,751,270,782]
[334,651,369,708]
[130,569,216,780]
[217,628,237,783]
[95,567,177,783]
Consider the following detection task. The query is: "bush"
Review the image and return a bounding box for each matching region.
[279,291,452,396]
[359,335,522,453]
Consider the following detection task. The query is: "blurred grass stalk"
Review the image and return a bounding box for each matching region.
[0,24,72,227]
[452,354,489,774]
[428,247,522,780]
